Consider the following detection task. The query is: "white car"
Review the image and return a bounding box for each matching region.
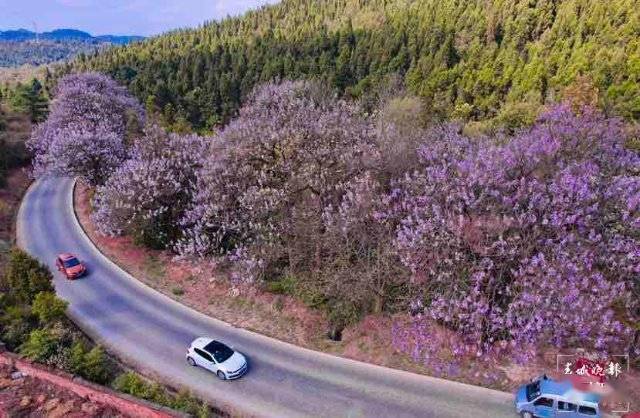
[186,337,248,380]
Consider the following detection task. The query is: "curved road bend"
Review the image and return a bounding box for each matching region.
[17,177,515,418]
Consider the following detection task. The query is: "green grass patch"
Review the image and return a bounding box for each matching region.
[143,255,166,281]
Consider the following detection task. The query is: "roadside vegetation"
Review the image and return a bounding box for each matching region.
[0,249,217,417]
[28,71,640,386]
[0,83,34,264]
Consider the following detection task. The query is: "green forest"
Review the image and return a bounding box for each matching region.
[0,79,46,187]
[64,0,640,131]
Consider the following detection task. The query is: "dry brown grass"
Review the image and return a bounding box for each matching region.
[0,65,47,86]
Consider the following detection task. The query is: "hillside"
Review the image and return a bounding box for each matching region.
[0,28,143,44]
[69,0,640,130]
[0,29,144,67]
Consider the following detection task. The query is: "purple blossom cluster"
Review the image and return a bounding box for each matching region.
[28,73,143,186]
[92,124,209,249]
[386,105,639,358]
[176,81,380,285]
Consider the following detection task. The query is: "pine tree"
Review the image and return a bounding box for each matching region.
[9,79,48,123]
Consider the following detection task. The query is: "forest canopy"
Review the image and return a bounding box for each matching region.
[64,0,640,131]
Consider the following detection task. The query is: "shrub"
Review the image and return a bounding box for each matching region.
[326,300,360,341]
[19,328,59,362]
[113,372,167,404]
[493,95,540,132]
[44,346,72,371]
[113,372,211,417]
[31,291,68,324]
[81,346,114,385]
[0,305,37,350]
[266,275,296,295]
[113,371,147,396]
[172,389,210,417]
[1,248,53,305]
[68,340,87,375]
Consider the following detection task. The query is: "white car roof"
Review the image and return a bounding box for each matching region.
[191,337,214,349]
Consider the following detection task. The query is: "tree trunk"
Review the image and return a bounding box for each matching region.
[373,294,383,314]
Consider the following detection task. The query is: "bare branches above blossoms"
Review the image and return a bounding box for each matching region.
[314,173,409,332]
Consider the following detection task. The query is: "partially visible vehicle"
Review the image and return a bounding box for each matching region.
[186,337,248,380]
[515,375,601,418]
[55,253,86,279]
[622,413,640,418]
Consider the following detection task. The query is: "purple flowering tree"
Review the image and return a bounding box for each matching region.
[386,105,640,358]
[28,72,143,186]
[177,81,379,284]
[92,124,209,249]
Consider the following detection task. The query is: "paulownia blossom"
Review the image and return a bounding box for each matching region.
[92,124,209,249]
[28,72,143,186]
[177,80,379,284]
[386,105,639,358]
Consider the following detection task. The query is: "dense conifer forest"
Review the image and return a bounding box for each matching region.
[66,0,640,131]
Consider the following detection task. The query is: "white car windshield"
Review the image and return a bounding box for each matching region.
[204,341,234,363]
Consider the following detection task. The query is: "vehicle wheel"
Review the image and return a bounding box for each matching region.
[187,357,196,367]
[216,371,227,381]
[521,412,533,418]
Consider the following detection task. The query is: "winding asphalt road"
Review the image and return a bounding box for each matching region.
[17,177,515,417]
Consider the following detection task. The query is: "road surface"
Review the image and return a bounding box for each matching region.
[17,177,516,418]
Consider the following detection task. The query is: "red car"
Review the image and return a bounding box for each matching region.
[623,413,640,418]
[55,253,86,279]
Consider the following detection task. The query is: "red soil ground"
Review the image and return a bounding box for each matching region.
[0,363,128,418]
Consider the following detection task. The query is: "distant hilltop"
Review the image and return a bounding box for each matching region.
[0,28,144,45]
[0,28,145,67]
